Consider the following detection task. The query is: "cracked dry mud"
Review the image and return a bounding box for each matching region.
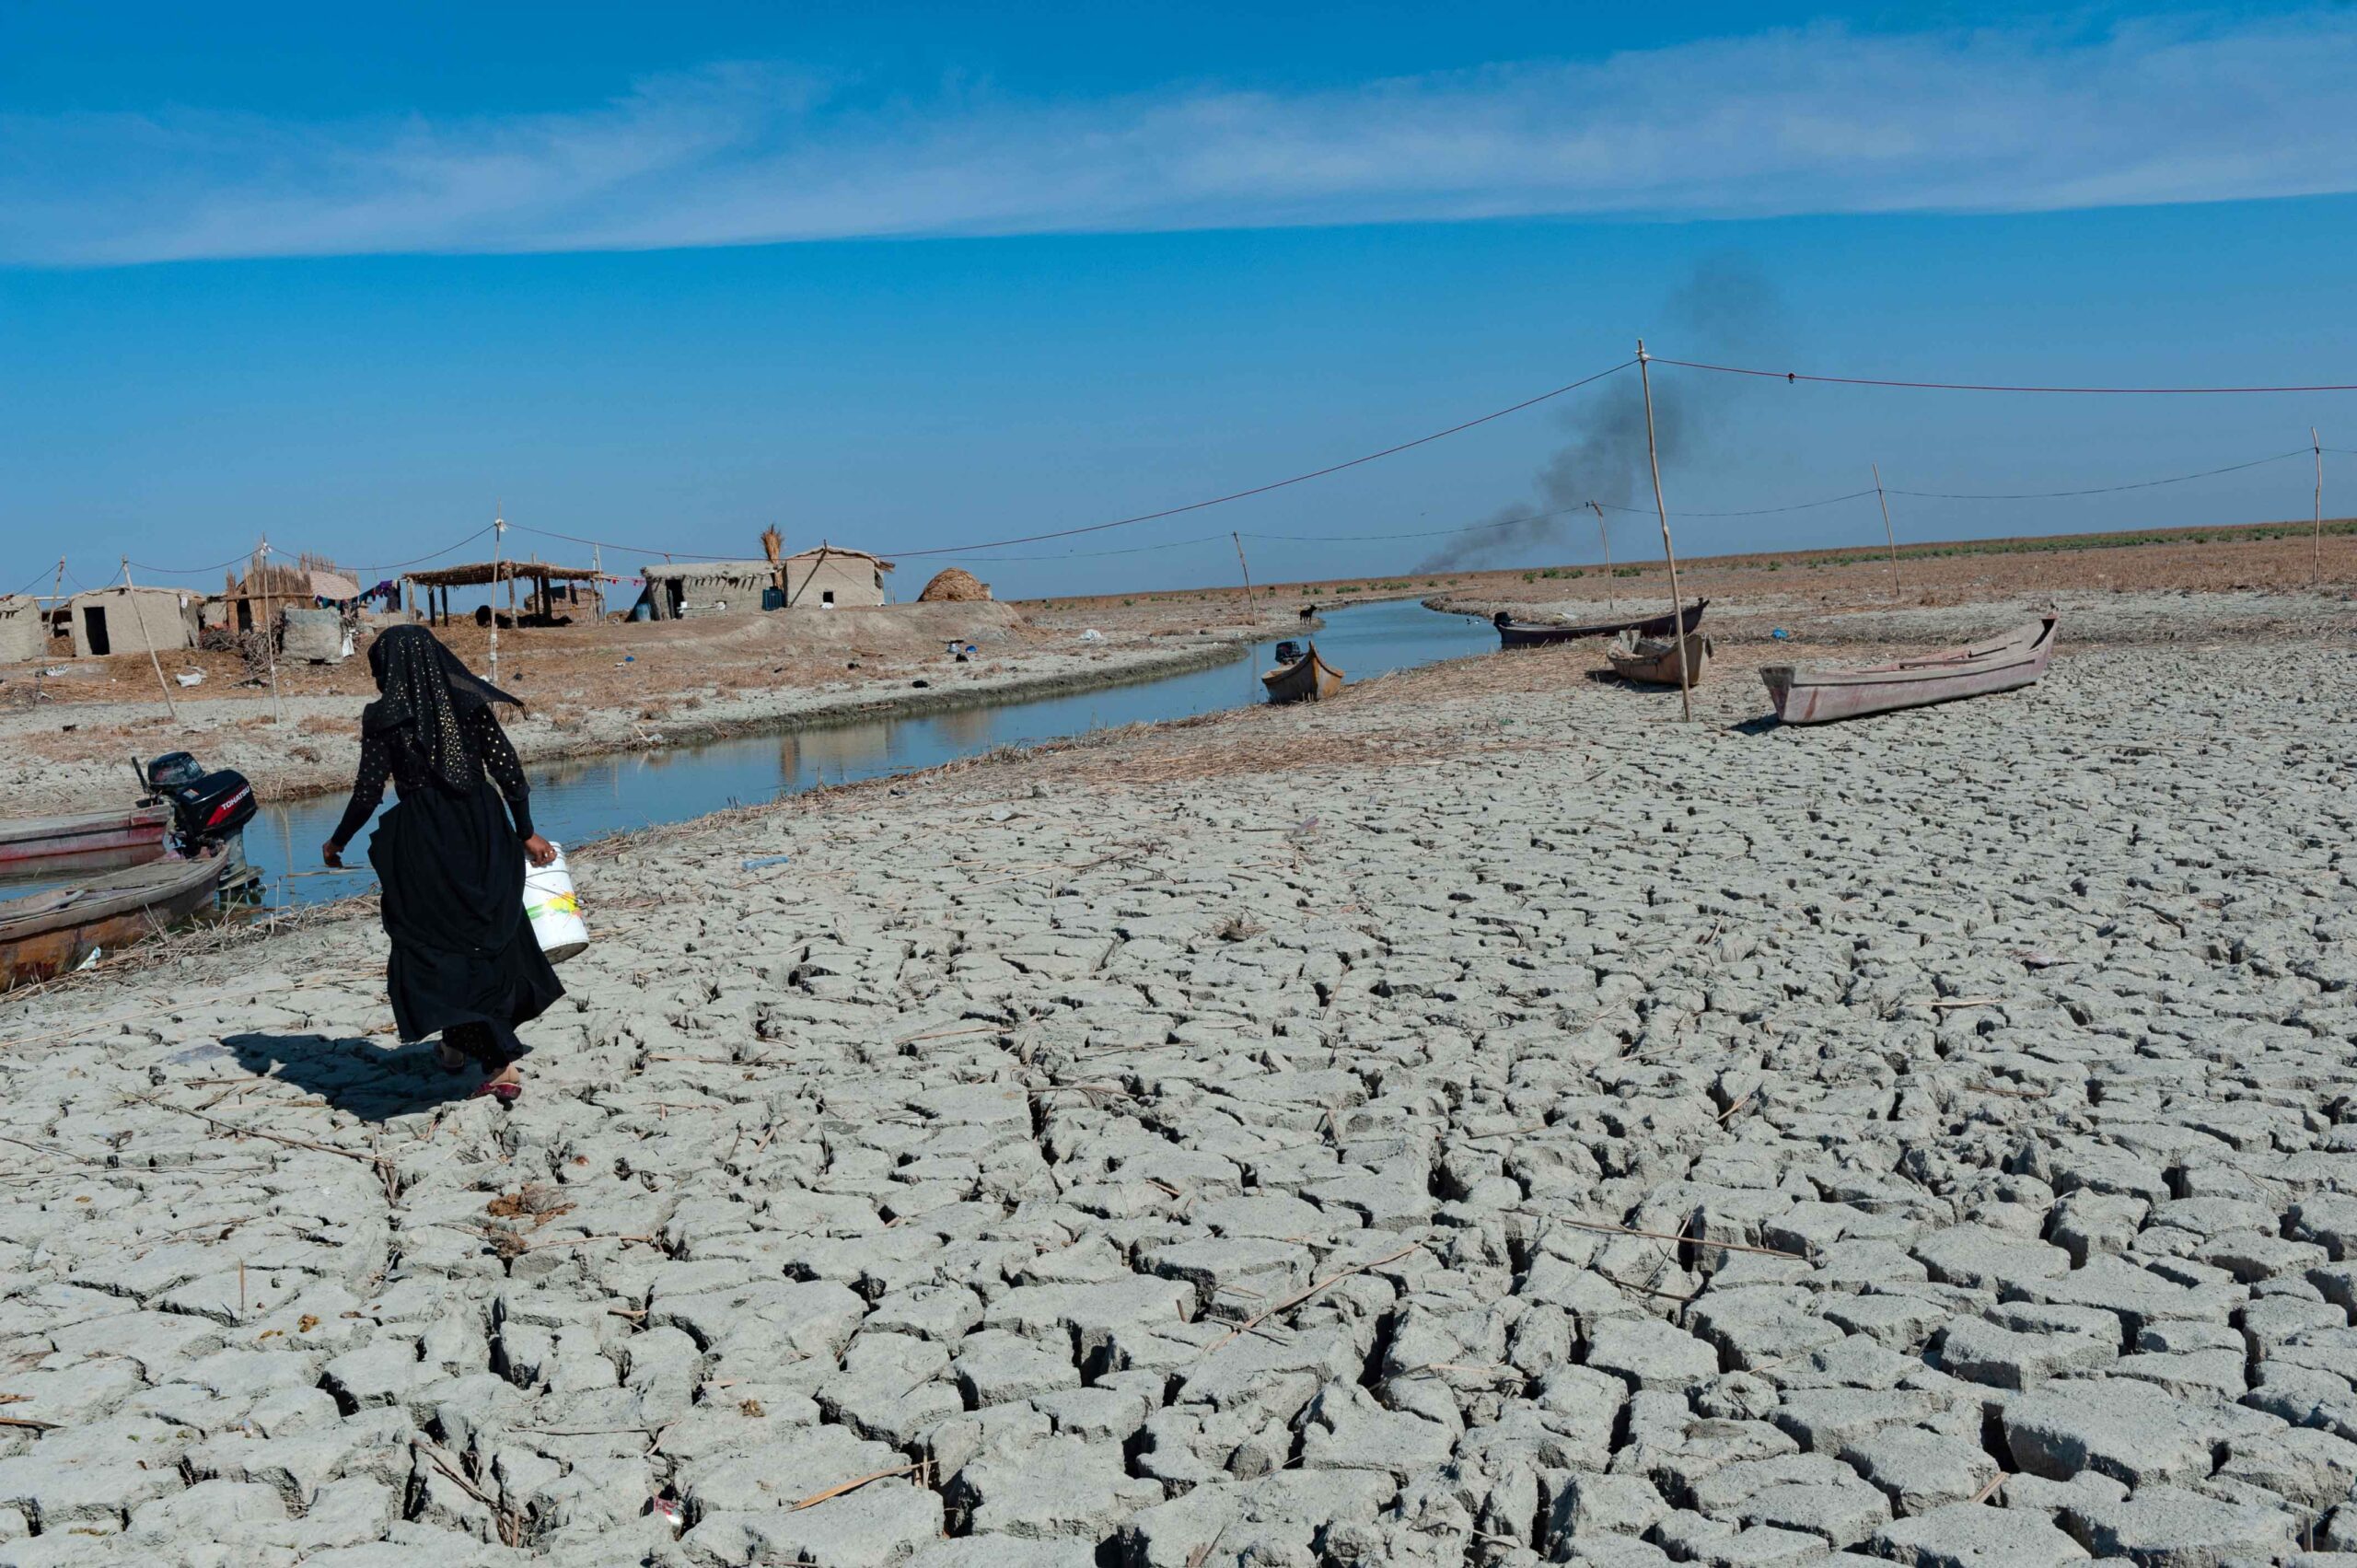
[0,633,2353,1568]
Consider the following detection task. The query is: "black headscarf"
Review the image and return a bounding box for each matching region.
[363,625,522,795]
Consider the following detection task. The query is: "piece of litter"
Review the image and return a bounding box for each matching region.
[174,671,204,687]
[740,855,792,872]
[75,947,102,971]
[1770,627,1791,640]
[1079,628,1104,642]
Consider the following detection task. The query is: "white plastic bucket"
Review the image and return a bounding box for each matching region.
[523,842,589,963]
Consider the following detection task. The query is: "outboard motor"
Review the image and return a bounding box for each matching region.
[134,752,262,901]
[1273,640,1302,666]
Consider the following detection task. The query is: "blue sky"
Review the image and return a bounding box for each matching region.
[4,3,2355,598]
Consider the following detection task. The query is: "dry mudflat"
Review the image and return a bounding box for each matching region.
[0,578,2353,1566]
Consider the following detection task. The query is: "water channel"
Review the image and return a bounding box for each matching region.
[178,598,1494,912]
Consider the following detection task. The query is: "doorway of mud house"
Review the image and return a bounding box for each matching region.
[81,605,110,656]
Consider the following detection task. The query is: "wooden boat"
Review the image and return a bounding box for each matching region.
[0,803,169,874]
[1494,598,1706,648]
[1261,642,1344,703]
[1760,615,2058,726]
[0,852,226,991]
[1608,631,1713,688]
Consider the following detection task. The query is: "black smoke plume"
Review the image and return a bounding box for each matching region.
[1418,253,1782,573]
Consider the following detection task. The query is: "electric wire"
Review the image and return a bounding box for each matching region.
[885,358,1639,560]
[1888,449,2311,500]
[1653,356,2357,396]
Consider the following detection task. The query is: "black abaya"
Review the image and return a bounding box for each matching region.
[329,628,563,1064]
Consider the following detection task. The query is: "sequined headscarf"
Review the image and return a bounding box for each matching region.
[362,625,522,796]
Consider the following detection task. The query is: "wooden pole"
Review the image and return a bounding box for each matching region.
[1873,462,1900,601]
[118,559,179,722]
[257,540,282,724]
[1231,532,1260,618]
[488,509,505,684]
[1588,500,1615,612]
[2315,427,2325,587]
[1634,340,1693,723]
[36,557,64,704]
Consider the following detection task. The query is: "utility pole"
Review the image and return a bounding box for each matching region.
[1634,340,1693,723]
[35,557,64,705]
[489,506,505,685]
[1873,463,1900,601]
[120,558,179,721]
[2315,427,2326,587]
[257,539,282,723]
[1588,500,1615,612]
[1231,532,1260,618]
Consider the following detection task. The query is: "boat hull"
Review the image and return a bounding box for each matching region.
[1608,633,1713,688]
[0,804,170,874]
[0,853,226,991]
[1760,616,2058,725]
[1496,598,1706,647]
[1261,644,1345,703]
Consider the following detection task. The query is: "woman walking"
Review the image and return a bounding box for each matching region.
[323,625,562,1101]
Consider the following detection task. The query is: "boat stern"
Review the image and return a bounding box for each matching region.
[1759,665,1795,719]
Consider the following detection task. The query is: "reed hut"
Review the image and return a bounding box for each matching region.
[631,562,778,621]
[0,596,50,664]
[916,567,991,603]
[67,587,198,658]
[781,545,894,609]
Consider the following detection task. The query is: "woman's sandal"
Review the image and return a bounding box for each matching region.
[470,1078,521,1104]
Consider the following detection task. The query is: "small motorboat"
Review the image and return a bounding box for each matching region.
[1608,631,1713,688]
[1262,641,1344,703]
[0,803,171,875]
[1760,615,2058,726]
[1494,598,1707,648]
[0,750,261,991]
[0,852,230,990]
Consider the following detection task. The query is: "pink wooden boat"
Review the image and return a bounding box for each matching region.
[0,803,170,874]
[1760,615,2059,725]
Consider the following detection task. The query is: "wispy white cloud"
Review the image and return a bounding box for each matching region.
[6,12,2355,265]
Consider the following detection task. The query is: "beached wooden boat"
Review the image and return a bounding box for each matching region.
[1261,643,1344,703]
[0,852,226,991]
[0,803,169,874]
[1494,598,1706,648]
[1608,631,1713,688]
[1760,615,2059,726]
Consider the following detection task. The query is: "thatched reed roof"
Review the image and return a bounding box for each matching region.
[404,560,605,588]
[917,567,991,602]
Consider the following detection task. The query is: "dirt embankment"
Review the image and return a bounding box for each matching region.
[0,596,1301,815]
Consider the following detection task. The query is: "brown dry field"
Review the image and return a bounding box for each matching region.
[6,516,2347,741]
[1042,516,2357,621]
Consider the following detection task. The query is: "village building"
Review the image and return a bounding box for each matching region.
[401,561,605,627]
[0,596,51,663]
[628,544,896,620]
[780,546,894,609]
[205,558,364,633]
[632,561,776,621]
[66,586,199,658]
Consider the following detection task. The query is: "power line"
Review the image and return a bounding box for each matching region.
[944,532,1234,564]
[1594,490,1879,518]
[888,358,1638,560]
[1888,448,2309,500]
[343,524,500,575]
[504,522,746,564]
[123,549,252,577]
[1654,356,2357,396]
